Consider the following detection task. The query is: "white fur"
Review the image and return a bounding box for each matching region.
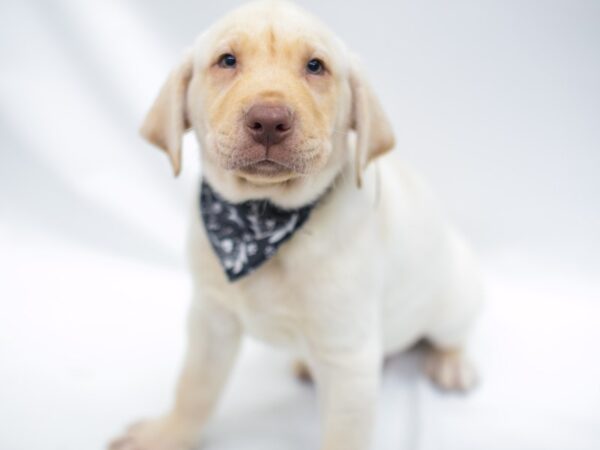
[110,2,482,450]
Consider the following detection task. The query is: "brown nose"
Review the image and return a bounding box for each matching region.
[245,104,293,146]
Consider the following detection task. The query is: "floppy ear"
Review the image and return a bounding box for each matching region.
[349,61,395,187]
[140,51,194,176]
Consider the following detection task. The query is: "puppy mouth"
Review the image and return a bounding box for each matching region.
[222,143,303,178]
[213,138,319,183]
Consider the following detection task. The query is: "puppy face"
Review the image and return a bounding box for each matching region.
[196,20,345,183]
[142,1,394,207]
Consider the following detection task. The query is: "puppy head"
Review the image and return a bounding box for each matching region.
[141,0,394,207]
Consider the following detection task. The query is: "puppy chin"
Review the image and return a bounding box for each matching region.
[237,172,298,186]
[234,161,299,185]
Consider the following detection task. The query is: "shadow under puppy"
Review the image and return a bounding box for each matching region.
[110,1,482,449]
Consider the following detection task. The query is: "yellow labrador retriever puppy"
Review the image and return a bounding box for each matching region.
[110,1,482,449]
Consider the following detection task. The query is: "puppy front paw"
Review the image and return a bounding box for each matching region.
[425,348,479,392]
[108,415,200,450]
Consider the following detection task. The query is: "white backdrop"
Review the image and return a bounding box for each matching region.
[1,1,599,449]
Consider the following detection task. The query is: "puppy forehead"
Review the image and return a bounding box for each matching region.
[194,1,348,70]
[215,27,326,60]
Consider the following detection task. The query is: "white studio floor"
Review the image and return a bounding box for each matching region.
[1,222,599,450]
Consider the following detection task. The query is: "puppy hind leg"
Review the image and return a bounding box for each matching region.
[424,234,482,392]
[423,343,478,392]
[424,288,481,392]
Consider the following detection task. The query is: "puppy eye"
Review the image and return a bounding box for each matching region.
[306,58,325,75]
[218,53,237,68]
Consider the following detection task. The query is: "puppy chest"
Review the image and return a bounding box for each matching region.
[227,261,314,349]
[236,291,307,349]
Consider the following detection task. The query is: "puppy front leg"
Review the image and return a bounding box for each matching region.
[314,341,382,450]
[109,298,241,450]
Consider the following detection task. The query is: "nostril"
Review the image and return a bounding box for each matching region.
[249,122,262,131]
[276,123,291,132]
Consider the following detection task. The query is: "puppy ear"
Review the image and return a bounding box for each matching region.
[349,60,395,187]
[140,51,194,176]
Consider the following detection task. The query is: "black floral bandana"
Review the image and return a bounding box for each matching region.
[199,181,315,281]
